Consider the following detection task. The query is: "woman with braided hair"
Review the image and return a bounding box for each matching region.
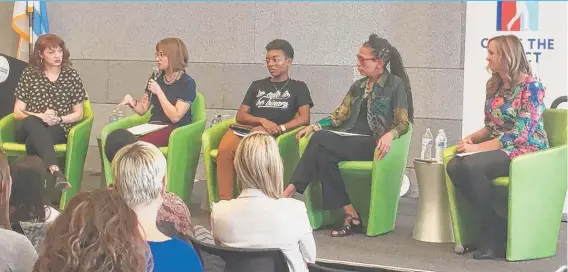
[282,34,414,237]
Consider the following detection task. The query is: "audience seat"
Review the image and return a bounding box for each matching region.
[188,236,290,272]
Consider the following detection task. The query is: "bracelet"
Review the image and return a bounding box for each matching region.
[311,124,321,131]
[280,125,287,133]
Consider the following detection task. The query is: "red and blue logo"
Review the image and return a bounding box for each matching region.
[496,1,539,32]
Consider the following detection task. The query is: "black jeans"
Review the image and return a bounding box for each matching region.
[291,130,376,210]
[446,150,511,250]
[15,116,67,168]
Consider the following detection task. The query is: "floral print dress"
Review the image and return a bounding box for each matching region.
[484,76,549,158]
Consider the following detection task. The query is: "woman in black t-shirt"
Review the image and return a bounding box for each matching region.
[118,38,196,147]
[215,39,314,201]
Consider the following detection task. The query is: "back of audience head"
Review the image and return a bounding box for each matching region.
[105,128,137,163]
[0,151,10,229]
[9,156,47,224]
[112,141,167,208]
[34,189,151,272]
[234,131,283,199]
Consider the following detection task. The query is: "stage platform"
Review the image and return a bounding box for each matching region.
[82,172,567,272]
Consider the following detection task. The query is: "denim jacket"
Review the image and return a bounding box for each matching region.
[316,71,410,140]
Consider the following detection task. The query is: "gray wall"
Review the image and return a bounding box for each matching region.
[0,2,466,198]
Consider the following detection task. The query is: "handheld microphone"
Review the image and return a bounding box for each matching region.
[152,66,160,80]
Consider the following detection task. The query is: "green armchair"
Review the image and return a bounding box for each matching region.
[100,93,206,204]
[0,99,94,210]
[443,109,567,261]
[202,118,303,206]
[300,125,412,236]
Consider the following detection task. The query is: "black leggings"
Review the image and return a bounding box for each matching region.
[291,130,376,210]
[15,116,66,168]
[446,150,511,248]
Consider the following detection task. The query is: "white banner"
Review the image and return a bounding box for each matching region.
[462,1,567,138]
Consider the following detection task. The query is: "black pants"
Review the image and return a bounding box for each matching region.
[291,130,376,210]
[15,116,66,168]
[446,150,511,249]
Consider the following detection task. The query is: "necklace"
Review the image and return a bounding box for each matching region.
[272,78,291,92]
[164,71,181,85]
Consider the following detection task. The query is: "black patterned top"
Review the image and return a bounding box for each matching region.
[14,66,88,134]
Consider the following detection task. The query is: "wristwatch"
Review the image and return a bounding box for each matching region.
[280,125,287,133]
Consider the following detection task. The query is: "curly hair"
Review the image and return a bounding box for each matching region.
[33,189,152,272]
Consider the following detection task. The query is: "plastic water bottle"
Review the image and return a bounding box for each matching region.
[420,128,433,160]
[210,114,222,128]
[435,129,447,163]
[108,109,124,124]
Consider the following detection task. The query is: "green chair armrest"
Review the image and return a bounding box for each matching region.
[0,114,16,143]
[202,118,237,205]
[276,126,304,185]
[60,112,94,208]
[166,118,207,203]
[507,145,568,260]
[100,112,151,185]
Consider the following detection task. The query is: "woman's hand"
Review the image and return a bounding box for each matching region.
[456,135,474,153]
[119,94,136,108]
[456,142,479,153]
[147,79,164,96]
[260,118,280,135]
[296,126,314,140]
[39,109,59,126]
[375,132,394,160]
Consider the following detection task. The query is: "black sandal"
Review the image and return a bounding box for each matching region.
[330,213,363,237]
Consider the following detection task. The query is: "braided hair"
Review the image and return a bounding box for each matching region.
[363,34,414,123]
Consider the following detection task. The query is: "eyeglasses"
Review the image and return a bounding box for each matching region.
[155,52,166,59]
[265,57,285,65]
[356,54,375,63]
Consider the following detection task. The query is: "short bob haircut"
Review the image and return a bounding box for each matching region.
[156,38,189,72]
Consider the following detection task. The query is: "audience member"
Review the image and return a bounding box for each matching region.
[12,34,88,191]
[34,189,151,272]
[105,128,197,242]
[0,151,38,272]
[216,39,313,201]
[283,34,414,237]
[211,132,316,272]
[118,38,196,147]
[112,141,203,272]
[9,156,59,250]
[446,34,549,260]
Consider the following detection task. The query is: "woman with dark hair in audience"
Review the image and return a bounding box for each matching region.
[0,151,38,272]
[216,39,313,201]
[13,34,88,190]
[282,34,414,237]
[9,156,59,249]
[34,189,152,272]
[446,35,549,260]
[118,38,196,147]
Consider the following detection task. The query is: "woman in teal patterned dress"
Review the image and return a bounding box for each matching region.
[446,35,549,260]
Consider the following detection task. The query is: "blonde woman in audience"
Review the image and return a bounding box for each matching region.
[112,141,203,272]
[211,132,316,272]
[0,151,38,272]
[34,189,151,272]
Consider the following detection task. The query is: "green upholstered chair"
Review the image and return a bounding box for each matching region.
[202,118,303,206]
[300,125,412,236]
[100,93,206,204]
[443,109,567,261]
[0,99,94,210]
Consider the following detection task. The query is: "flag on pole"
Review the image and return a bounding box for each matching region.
[12,1,49,62]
